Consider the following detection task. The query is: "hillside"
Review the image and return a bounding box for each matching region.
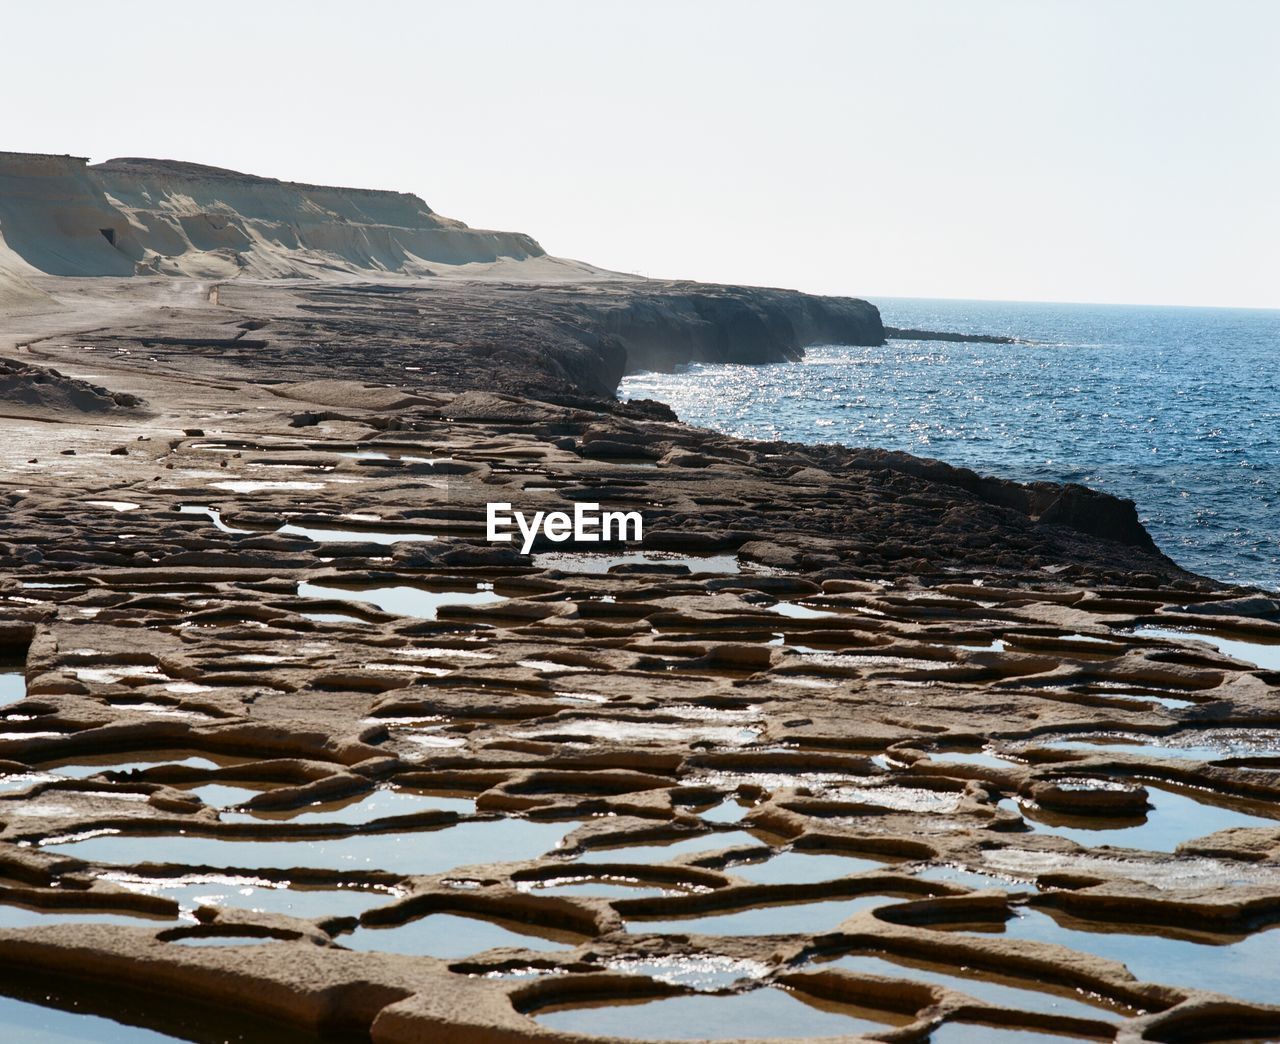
[0,151,555,281]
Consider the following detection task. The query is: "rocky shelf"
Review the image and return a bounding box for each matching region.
[0,161,1277,1043]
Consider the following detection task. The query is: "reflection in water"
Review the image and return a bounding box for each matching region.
[983,907,1280,1006]
[534,986,914,1040]
[626,893,908,936]
[296,581,507,620]
[44,817,570,876]
[339,910,582,957]
[815,951,1123,1020]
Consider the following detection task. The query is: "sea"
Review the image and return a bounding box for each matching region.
[619,298,1280,591]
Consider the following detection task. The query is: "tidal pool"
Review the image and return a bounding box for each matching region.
[177,783,276,809]
[520,877,678,899]
[532,985,915,1040]
[984,907,1280,1006]
[176,505,252,534]
[35,751,250,780]
[575,831,766,865]
[912,865,1023,890]
[767,602,837,619]
[0,772,59,794]
[220,787,476,824]
[276,523,437,545]
[1134,625,1280,671]
[338,910,583,957]
[0,994,182,1044]
[44,817,570,876]
[1081,687,1197,711]
[296,581,507,620]
[300,612,370,625]
[925,750,1022,770]
[728,850,891,885]
[85,500,139,512]
[337,450,448,464]
[698,797,754,824]
[605,955,769,990]
[167,935,285,948]
[103,873,399,921]
[179,504,437,544]
[1032,731,1280,763]
[512,719,760,747]
[930,1023,1100,1043]
[0,901,176,930]
[1015,784,1280,852]
[532,551,740,575]
[0,670,25,706]
[626,893,908,936]
[208,480,325,494]
[813,951,1123,1020]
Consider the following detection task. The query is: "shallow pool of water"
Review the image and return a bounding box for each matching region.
[177,505,253,534]
[925,750,1021,770]
[0,672,24,706]
[813,951,1121,1021]
[220,788,475,824]
[339,910,582,957]
[1134,625,1280,671]
[180,504,438,546]
[1082,687,1198,711]
[576,831,766,865]
[1034,731,1280,763]
[104,873,399,922]
[44,817,570,876]
[208,480,325,494]
[698,798,754,824]
[178,783,275,809]
[626,893,906,936]
[36,752,245,780]
[512,719,760,747]
[532,985,914,1040]
[929,1023,1096,1043]
[338,450,448,464]
[532,551,740,575]
[277,523,437,545]
[912,865,1023,890]
[993,907,1280,1006]
[728,851,890,885]
[0,901,176,930]
[167,934,285,947]
[296,581,507,620]
[1015,784,1280,852]
[0,993,182,1044]
[767,602,837,619]
[520,876,678,899]
[300,612,371,625]
[0,772,59,794]
[605,955,769,990]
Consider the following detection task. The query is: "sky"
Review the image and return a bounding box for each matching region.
[4,0,1278,308]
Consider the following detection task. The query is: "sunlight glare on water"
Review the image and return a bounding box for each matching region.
[621,299,1280,590]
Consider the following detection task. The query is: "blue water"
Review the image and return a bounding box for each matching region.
[620,299,1280,590]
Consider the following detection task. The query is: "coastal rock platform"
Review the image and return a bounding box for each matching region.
[0,276,1278,1042]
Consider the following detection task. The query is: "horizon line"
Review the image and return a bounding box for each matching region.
[857,291,1280,314]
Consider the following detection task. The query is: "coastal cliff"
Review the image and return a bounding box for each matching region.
[0,152,545,280]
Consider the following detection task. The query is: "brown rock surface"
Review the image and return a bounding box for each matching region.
[0,274,1276,1042]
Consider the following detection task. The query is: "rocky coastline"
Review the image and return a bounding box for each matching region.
[0,156,1278,1043]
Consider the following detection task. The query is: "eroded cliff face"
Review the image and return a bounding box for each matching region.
[0,152,545,280]
[588,282,885,373]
